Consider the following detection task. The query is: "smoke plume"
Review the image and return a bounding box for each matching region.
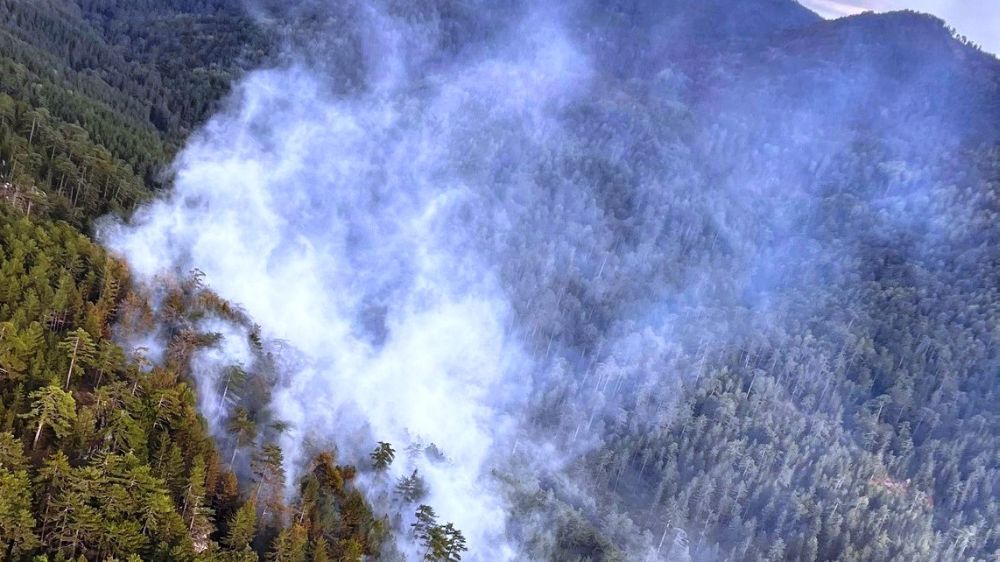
[101,0,993,559]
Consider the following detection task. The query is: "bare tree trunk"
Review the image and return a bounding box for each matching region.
[65,337,79,389]
[40,500,50,541]
[219,374,231,408]
[746,370,758,401]
[33,416,45,449]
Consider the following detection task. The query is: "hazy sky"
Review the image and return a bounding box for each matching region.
[799,0,1000,55]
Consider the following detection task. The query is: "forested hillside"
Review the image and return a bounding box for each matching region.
[0,2,394,561]
[1,1,1000,562]
[0,0,270,227]
[520,8,1000,560]
[0,207,388,561]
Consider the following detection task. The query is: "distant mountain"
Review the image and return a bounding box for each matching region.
[573,0,820,76]
[761,11,1000,143]
[584,4,1000,145]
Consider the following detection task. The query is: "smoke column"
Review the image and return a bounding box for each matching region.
[104,1,599,558]
[100,0,987,559]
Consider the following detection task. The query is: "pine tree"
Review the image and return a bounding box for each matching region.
[183,455,215,552]
[224,501,257,550]
[337,537,364,562]
[412,505,437,551]
[395,470,428,503]
[411,505,467,562]
[437,523,468,562]
[217,365,248,410]
[0,432,26,472]
[57,328,96,389]
[370,441,395,471]
[36,450,71,543]
[21,385,76,449]
[0,468,40,558]
[93,339,124,387]
[0,322,28,381]
[250,443,285,519]
[227,407,257,466]
[310,538,331,562]
[268,523,307,562]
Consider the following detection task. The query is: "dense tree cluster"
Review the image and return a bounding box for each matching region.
[488,9,1000,560]
[0,6,470,561]
[0,0,166,179]
[74,0,273,140]
[0,92,148,226]
[0,208,393,561]
[315,3,995,560]
[0,2,488,561]
[0,0,272,229]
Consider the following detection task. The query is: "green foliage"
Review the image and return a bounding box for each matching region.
[0,6,380,559]
[370,441,395,471]
[250,443,285,523]
[0,91,152,227]
[0,436,39,557]
[0,0,272,229]
[0,208,386,561]
[395,469,428,503]
[223,501,256,551]
[308,538,329,562]
[267,524,307,562]
[411,505,468,562]
[226,407,256,466]
[21,385,76,449]
[56,328,95,389]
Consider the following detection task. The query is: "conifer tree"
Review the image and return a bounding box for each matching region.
[396,470,428,503]
[224,501,257,551]
[227,407,257,466]
[310,538,331,562]
[21,385,76,449]
[252,444,286,523]
[370,441,395,471]
[183,455,215,550]
[0,433,38,558]
[268,523,307,562]
[0,322,28,381]
[57,328,96,389]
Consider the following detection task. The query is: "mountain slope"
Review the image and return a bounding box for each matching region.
[0,0,271,227]
[0,1,999,562]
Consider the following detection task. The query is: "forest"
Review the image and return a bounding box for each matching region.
[0,0,271,227]
[1,0,999,561]
[0,205,397,561]
[0,1,403,561]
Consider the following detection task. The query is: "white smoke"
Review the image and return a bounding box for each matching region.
[104,3,591,559]
[96,0,978,559]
